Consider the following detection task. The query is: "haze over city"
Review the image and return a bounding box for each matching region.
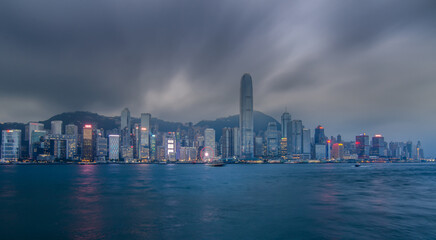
[1,0,435,155]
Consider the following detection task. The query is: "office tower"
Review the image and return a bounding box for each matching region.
[239,73,254,159]
[266,122,280,158]
[108,135,120,161]
[140,113,151,160]
[50,139,67,159]
[290,120,303,155]
[302,128,311,159]
[281,111,292,155]
[233,127,240,157]
[95,137,108,162]
[332,143,345,160]
[371,134,385,157]
[204,128,216,158]
[27,122,44,159]
[405,141,413,159]
[51,121,62,135]
[221,128,234,159]
[81,124,94,161]
[356,134,370,160]
[121,108,131,132]
[30,130,47,159]
[150,134,156,161]
[314,125,326,144]
[280,138,287,158]
[179,147,197,162]
[416,141,424,160]
[165,132,176,162]
[314,144,326,160]
[254,136,264,158]
[65,124,78,136]
[337,134,342,143]
[1,130,21,162]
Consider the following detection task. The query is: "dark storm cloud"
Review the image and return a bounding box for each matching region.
[1,0,436,155]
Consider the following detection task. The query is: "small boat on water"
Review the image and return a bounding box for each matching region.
[355,163,361,167]
[206,161,226,167]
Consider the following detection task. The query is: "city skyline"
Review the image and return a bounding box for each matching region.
[1,1,435,156]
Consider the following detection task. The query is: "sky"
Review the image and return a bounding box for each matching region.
[1,0,436,156]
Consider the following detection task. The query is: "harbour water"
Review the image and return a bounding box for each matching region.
[1,163,435,239]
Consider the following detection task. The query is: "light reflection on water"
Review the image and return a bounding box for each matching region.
[0,164,435,239]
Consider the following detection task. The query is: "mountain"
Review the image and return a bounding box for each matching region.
[0,111,280,141]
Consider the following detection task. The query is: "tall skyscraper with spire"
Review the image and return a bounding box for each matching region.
[239,73,254,159]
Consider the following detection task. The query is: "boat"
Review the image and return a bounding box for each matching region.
[206,162,226,167]
[355,163,361,167]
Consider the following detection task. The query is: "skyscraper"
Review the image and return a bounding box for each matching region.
[140,113,151,160]
[108,135,120,161]
[281,111,292,156]
[266,122,280,158]
[356,134,370,160]
[204,128,216,158]
[290,120,303,155]
[81,124,94,162]
[1,130,21,162]
[27,122,44,159]
[51,121,62,135]
[314,125,326,144]
[239,73,254,159]
[121,108,131,132]
[371,134,385,157]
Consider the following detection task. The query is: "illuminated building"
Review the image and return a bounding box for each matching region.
[1,130,21,162]
[179,147,197,162]
[416,141,424,160]
[51,121,62,135]
[356,134,370,160]
[121,108,131,132]
[204,128,216,158]
[108,135,120,161]
[314,125,325,144]
[280,138,287,158]
[332,143,345,159]
[165,132,176,161]
[140,113,151,160]
[370,134,385,157]
[266,122,280,158]
[81,124,94,161]
[27,122,44,159]
[239,73,254,159]
[281,111,292,155]
[150,134,156,160]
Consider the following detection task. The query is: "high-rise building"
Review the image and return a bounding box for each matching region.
[220,128,234,159]
[96,137,108,162]
[239,73,254,159]
[281,111,292,155]
[314,125,326,144]
[30,130,47,159]
[1,130,21,162]
[121,108,131,132]
[27,122,44,159]
[302,128,311,159]
[290,120,303,155]
[51,121,62,135]
[254,136,264,158]
[332,143,345,160]
[81,124,94,162]
[356,134,370,160]
[165,132,176,162]
[266,122,280,158]
[65,124,78,136]
[371,134,385,157]
[204,128,216,158]
[233,127,240,157]
[140,113,151,160]
[108,135,120,161]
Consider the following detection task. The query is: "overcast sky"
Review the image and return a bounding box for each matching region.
[1,0,436,155]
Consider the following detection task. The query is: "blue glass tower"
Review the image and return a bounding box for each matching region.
[239,73,254,159]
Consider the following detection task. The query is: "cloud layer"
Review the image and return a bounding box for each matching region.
[1,0,436,155]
